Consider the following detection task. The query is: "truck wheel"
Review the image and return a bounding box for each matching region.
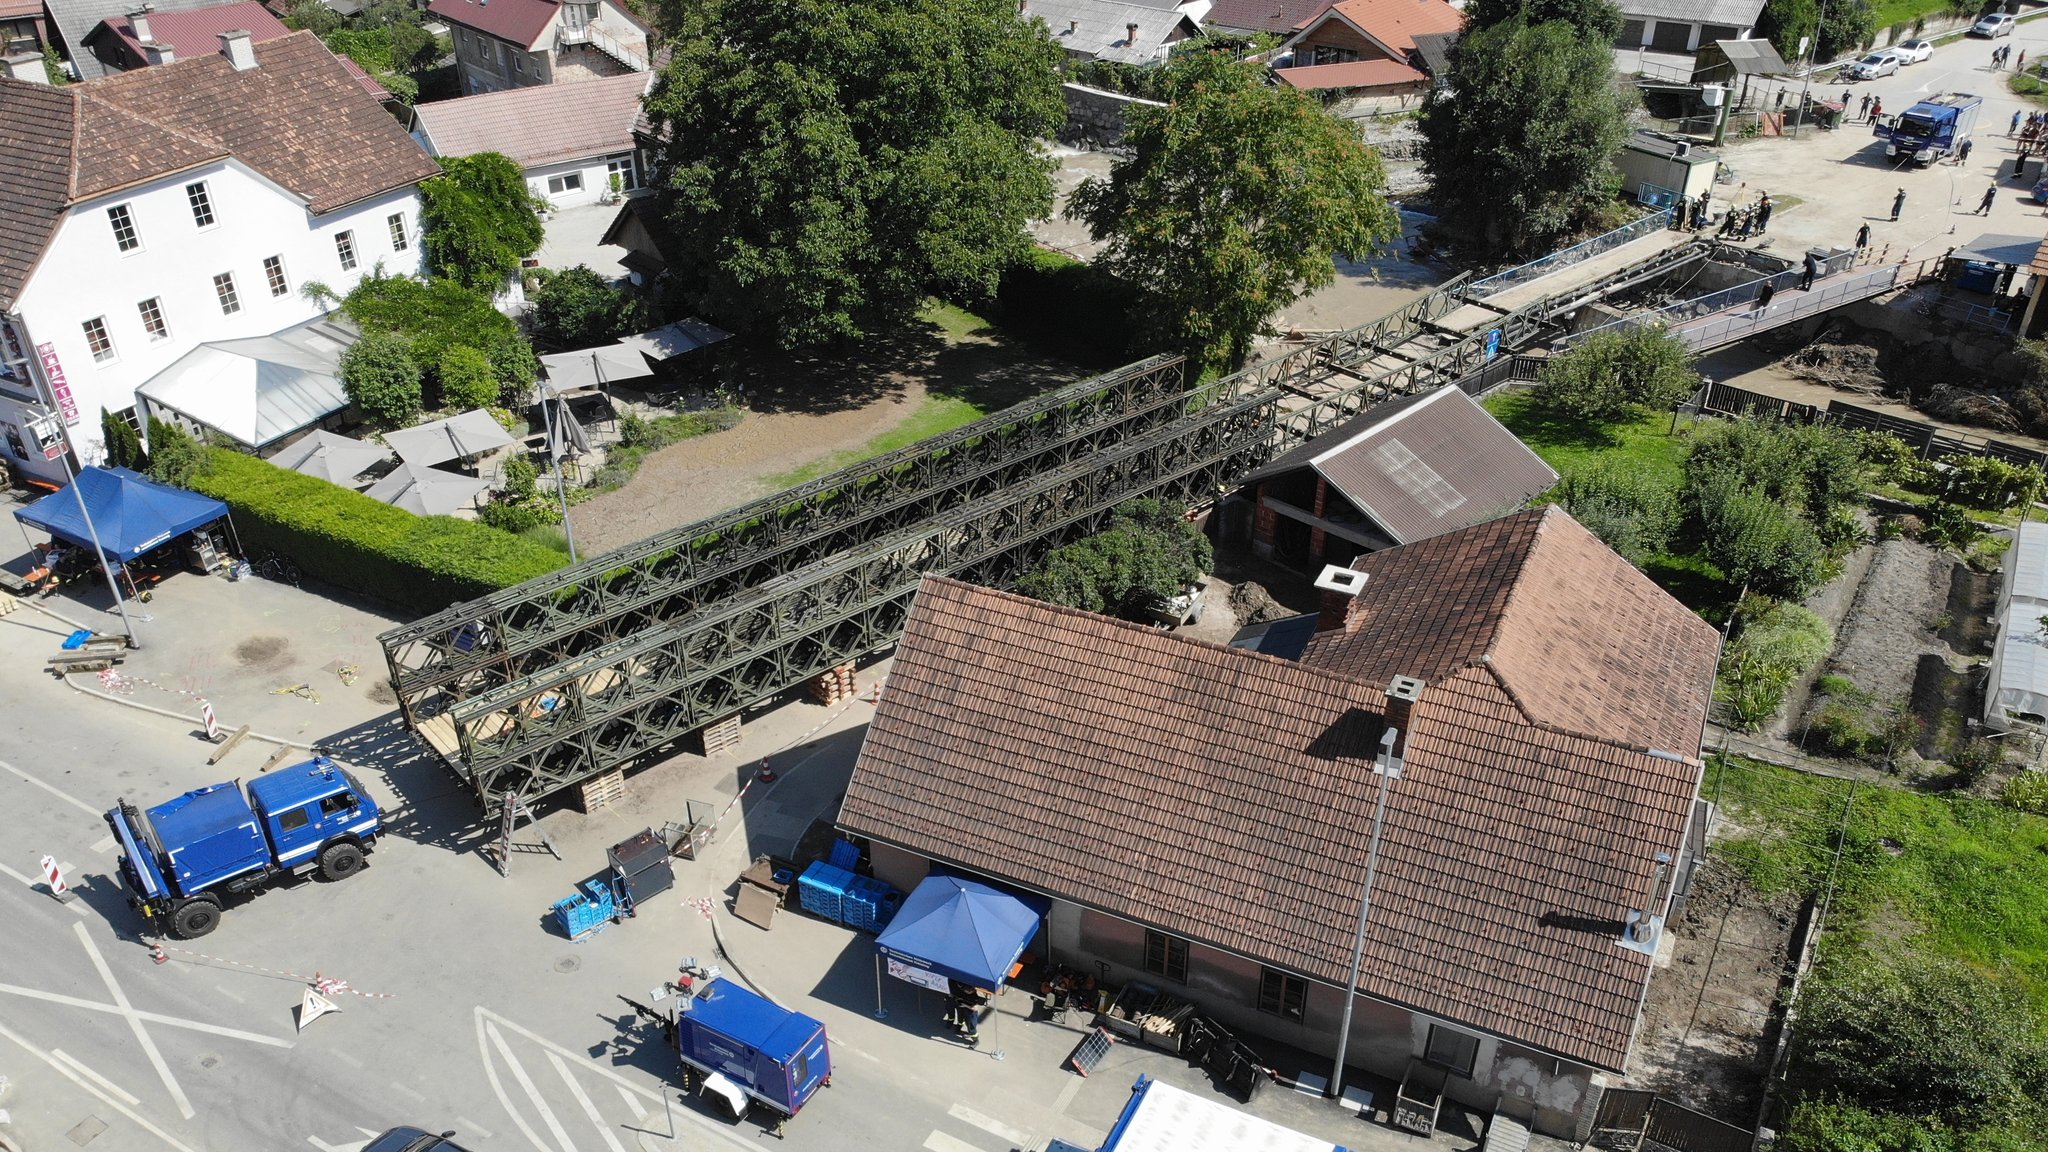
[318,842,365,881]
[172,899,220,939]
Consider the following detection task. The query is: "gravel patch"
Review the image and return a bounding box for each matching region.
[1820,538,1954,708]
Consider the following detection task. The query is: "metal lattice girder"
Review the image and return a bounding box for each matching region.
[441,394,1280,805]
[377,355,1187,707]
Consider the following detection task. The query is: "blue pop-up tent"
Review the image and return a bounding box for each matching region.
[875,873,1049,990]
[14,467,229,562]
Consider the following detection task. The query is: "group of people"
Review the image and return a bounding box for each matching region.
[1990,44,2024,70]
[1716,192,1773,240]
[1844,92,1885,124]
[942,980,988,1044]
[2014,109,2048,142]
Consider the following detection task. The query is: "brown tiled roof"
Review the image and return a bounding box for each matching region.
[91,3,394,99]
[840,561,1714,1072]
[1272,58,1427,89]
[1318,0,1464,50]
[0,32,435,308]
[1242,387,1556,543]
[413,71,647,167]
[1205,0,1332,33]
[1303,506,1720,756]
[426,0,557,49]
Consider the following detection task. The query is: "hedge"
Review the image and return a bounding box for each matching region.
[192,448,565,613]
[975,246,1145,368]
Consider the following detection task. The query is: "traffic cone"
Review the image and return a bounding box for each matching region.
[758,758,776,783]
[150,943,168,965]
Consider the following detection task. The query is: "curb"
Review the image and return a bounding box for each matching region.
[59,673,319,754]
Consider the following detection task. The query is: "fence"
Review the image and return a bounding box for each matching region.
[1897,284,2016,334]
[1691,382,2048,468]
[1661,263,1906,352]
[1466,208,1678,298]
[1589,1089,1753,1152]
[1456,354,1546,397]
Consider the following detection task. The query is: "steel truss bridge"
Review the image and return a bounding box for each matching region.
[380,227,1713,811]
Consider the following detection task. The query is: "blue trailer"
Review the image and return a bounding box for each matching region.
[625,975,830,1136]
[105,756,381,939]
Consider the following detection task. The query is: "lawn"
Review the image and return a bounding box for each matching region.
[765,393,992,488]
[1704,755,2048,1012]
[1483,389,1694,489]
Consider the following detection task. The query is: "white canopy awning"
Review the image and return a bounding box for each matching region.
[136,319,357,449]
[269,430,389,487]
[539,344,653,391]
[617,319,730,360]
[363,461,491,516]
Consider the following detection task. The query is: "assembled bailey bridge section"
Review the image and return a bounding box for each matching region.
[378,213,1728,810]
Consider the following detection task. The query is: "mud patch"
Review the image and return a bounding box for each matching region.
[234,634,292,671]
[365,680,397,706]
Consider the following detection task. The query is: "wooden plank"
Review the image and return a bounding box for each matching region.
[257,744,297,773]
[207,725,253,765]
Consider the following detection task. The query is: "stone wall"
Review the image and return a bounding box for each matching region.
[1060,82,1165,151]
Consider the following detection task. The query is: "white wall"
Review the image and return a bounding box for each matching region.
[525,153,636,208]
[0,159,422,482]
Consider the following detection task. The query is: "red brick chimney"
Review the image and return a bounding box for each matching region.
[1126,21,1139,43]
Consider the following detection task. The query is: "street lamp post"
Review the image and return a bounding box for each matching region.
[1330,710,1410,1102]
[537,384,579,563]
[27,411,140,648]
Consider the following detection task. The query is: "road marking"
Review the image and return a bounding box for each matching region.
[390,1080,427,1102]
[0,1016,204,1152]
[333,1049,365,1068]
[0,980,292,1046]
[548,1050,627,1152]
[51,1048,142,1106]
[485,1019,580,1152]
[214,984,247,1004]
[0,755,104,816]
[76,921,195,1120]
[0,860,39,887]
[306,1137,366,1152]
[1052,1074,1084,1114]
[92,835,116,854]
[922,1131,987,1152]
[612,1085,648,1122]
[454,1117,495,1140]
[947,1104,1032,1147]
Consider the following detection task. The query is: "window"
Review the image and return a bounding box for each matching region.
[513,53,524,74]
[264,254,289,296]
[185,181,215,227]
[606,155,639,192]
[335,230,358,271]
[387,213,409,252]
[277,807,310,833]
[1257,967,1306,1022]
[212,271,240,315]
[82,317,115,362]
[547,172,584,195]
[107,203,140,252]
[1424,1024,1480,1079]
[318,792,358,816]
[137,297,168,340]
[1142,929,1189,984]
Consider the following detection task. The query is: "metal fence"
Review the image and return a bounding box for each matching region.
[1897,284,2016,334]
[1466,208,1679,298]
[1589,1089,1754,1152]
[1660,263,1904,351]
[1691,382,2048,468]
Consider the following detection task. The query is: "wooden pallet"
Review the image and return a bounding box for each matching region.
[0,591,17,616]
[575,769,625,814]
[807,663,858,704]
[700,714,742,756]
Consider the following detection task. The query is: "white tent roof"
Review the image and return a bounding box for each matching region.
[1099,1079,1336,1152]
[269,430,389,487]
[136,318,357,449]
[539,344,652,390]
[617,319,730,360]
[363,461,491,516]
[1987,520,2048,729]
[384,409,518,467]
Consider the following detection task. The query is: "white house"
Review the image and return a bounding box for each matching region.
[0,29,440,483]
[411,70,649,210]
[427,0,649,95]
[1615,0,1764,54]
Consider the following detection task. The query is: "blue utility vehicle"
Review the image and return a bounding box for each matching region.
[1873,93,1982,164]
[622,971,830,1136]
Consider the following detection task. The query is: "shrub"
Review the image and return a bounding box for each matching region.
[1808,700,1877,757]
[1534,325,1698,423]
[339,331,422,425]
[502,453,538,502]
[1692,473,1833,599]
[486,333,541,405]
[476,498,559,534]
[531,266,641,350]
[1945,736,2007,787]
[976,246,1145,368]
[437,344,499,410]
[1718,598,1833,731]
[1816,673,1861,699]
[2002,771,2048,815]
[1922,502,1985,553]
[1555,465,1678,567]
[1943,456,2043,509]
[101,409,146,470]
[341,272,523,372]
[1016,498,1211,615]
[187,448,562,612]
[144,418,202,488]
[1686,419,1867,522]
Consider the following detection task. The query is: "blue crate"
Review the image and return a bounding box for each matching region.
[827,839,861,872]
[554,892,610,939]
[840,876,899,933]
[798,861,853,923]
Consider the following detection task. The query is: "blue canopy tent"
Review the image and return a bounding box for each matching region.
[873,873,1049,1057]
[14,467,232,563]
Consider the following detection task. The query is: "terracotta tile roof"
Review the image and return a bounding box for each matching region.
[840,553,1715,1072]
[1205,0,1332,33]
[1317,0,1463,50]
[1303,506,1721,757]
[426,0,557,49]
[2031,237,2048,279]
[91,3,392,99]
[0,31,434,309]
[414,71,647,167]
[1244,388,1556,544]
[1272,58,1426,88]
[0,0,42,20]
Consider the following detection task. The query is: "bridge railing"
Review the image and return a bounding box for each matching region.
[1465,208,1677,298]
[1666,263,1904,351]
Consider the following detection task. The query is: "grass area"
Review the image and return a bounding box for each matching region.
[592,407,745,492]
[917,300,996,343]
[1704,755,2048,1012]
[2010,71,2048,106]
[765,394,992,488]
[1482,389,1694,487]
[1870,0,1951,29]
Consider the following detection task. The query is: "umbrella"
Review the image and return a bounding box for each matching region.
[363,461,490,516]
[616,319,731,360]
[384,410,518,468]
[269,430,389,486]
[540,344,653,391]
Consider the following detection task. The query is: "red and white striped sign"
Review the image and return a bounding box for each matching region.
[200,699,219,741]
[39,855,67,897]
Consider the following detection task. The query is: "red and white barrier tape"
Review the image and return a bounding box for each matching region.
[152,944,397,999]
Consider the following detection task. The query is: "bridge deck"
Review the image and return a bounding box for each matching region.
[1667,263,1904,351]
[1436,229,1698,334]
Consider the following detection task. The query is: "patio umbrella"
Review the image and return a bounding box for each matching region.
[363,461,490,517]
[269,430,388,487]
[384,410,518,468]
[540,344,653,391]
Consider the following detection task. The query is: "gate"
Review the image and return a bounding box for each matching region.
[1645,1098,1753,1152]
[1592,1088,1655,1138]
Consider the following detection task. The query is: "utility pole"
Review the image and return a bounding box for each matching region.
[1331,706,1410,1102]
[28,410,140,648]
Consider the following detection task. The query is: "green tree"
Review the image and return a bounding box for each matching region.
[419,153,545,292]
[1067,53,1399,370]
[1016,499,1211,614]
[341,272,523,370]
[1555,465,1677,566]
[485,334,541,405]
[276,0,342,34]
[1419,13,1635,256]
[1535,325,1698,422]
[144,418,201,488]
[1758,0,1875,66]
[341,332,423,425]
[641,0,1063,346]
[1465,0,1622,37]
[437,345,499,410]
[100,409,146,471]
[531,266,639,349]
[1684,419,1867,522]
[1692,473,1829,597]
[502,453,539,502]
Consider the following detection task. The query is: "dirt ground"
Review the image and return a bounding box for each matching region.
[1630,858,1802,1125]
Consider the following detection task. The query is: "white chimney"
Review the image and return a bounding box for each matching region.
[218,29,257,70]
[2,51,50,82]
[143,41,175,64]
[128,7,153,42]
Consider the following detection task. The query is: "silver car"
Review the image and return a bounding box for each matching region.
[1847,50,1902,79]
[1973,12,2016,36]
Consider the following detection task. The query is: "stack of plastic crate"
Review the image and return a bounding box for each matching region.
[798,861,853,923]
[840,876,895,932]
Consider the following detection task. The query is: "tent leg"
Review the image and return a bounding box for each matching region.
[223,513,244,558]
[988,993,1003,1062]
[873,955,888,1020]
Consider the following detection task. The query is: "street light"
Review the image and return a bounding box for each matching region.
[26,410,140,648]
[537,383,579,563]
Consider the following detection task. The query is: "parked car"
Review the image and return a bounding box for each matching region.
[1847,50,1903,78]
[365,1130,474,1152]
[1972,12,2016,36]
[1893,38,1936,63]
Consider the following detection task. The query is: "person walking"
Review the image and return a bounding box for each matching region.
[1891,187,1907,220]
[1756,193,1774,235]
[1961,138,1974,164]
[1856,222,1871,250]
[1980,183,1998,214]
[2020,50,2028,72]
[1798,252,1819,291]
[1754,280,1777,312]
[1871,98,1883,123]
[1859,93,1873,120]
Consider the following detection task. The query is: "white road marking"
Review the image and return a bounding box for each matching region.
[0,980,292,1045]
[333,1049,365,1068]
[612,1085,648,1121]
[92,835,117,854]
[390,1080,427,1102]
[947,1104,1032,1147]
[306,1137,370,1152]
[51,1048,142,1105]
[0,1016,205,1152]
[76,921,195,1120]
[0,755,104,816]
[547,1050,627,1152]
[1052,1075,1084,1114]
[214,984,247,1004]
[454,1117,496,1140]
[922,1131,987,1152]
[485,1019,581,1152]
[476,1015,557,1152]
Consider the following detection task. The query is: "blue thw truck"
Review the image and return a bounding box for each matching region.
[1874,92,1982,165]
[622,973,830,1136]
[105,756,381,939]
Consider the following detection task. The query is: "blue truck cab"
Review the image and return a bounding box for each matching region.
[673,977,830,1136]
[1873,92,1982,165]
[105,756,381,939]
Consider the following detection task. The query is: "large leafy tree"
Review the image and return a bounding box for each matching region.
[1420,10,1635,257]
[641,0,1063,347]
[1534,325,1698,422]
[1465,0,1620,37]
[1067,52,1399,370]
[419,153,546,292]
[1757,0,1874,67]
